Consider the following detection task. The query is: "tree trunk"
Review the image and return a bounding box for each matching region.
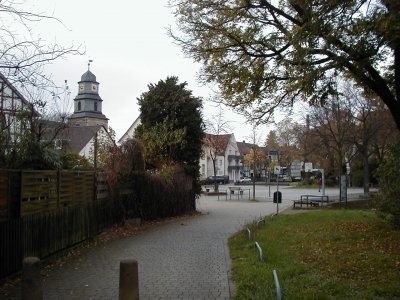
[252,163,256,200]
[212,159,218,192]
[363,149,370,195]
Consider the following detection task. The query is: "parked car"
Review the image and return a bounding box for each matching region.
[207,175,229,184]
[278,175,292,182]
[239,176,252,183]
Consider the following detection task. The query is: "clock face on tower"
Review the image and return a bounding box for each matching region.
[79,84,84,92]
[91,84,97,92]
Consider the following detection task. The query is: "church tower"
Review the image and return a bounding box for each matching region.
[68,65,108,128]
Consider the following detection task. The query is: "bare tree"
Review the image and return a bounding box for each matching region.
[307,94,355,180]
[0,1,83,98]
[274,118,304,167]
[244,124,266,200]
[0,1,83,168]
[204,104,232,192]
[342,82,399,194]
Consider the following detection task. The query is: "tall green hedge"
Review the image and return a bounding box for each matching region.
[374,143,400,228]
[118,167,195,221]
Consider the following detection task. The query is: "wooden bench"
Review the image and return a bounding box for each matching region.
[293,195,330,208]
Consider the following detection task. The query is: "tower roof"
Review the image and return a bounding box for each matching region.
[79,70,98,83]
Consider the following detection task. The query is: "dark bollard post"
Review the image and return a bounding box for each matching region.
[22,257,43,300]
[119,259,139,300]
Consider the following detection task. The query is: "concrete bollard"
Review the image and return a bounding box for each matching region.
[119,259,139,300]
[22,257,43,300]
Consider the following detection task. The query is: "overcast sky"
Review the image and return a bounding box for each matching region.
[26,0,272,143]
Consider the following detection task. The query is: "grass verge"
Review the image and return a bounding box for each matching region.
[229,210,400,299]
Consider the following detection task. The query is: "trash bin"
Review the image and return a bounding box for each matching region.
[273,191,282,203]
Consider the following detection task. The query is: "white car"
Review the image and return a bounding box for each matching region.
[239,177,252,183]
[280,175,292,182]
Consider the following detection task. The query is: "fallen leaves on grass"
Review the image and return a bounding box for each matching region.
[296,219,400,285]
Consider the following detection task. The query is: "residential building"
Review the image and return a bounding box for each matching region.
[118,115,141,144]
[237,141,270,180]
[0,72,39,149]
[200,133,242,182]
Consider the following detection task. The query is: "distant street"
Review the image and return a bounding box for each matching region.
[214,183,371,204]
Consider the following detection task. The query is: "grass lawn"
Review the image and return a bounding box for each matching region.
[228,210,400,299]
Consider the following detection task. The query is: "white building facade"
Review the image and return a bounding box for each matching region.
[200,133,242,182]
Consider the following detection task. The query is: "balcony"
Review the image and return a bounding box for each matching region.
[228,155,242,162]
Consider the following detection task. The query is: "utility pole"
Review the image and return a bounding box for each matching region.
[252,146,256,200]
[94,131,98,172]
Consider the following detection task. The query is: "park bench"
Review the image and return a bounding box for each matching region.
[293,195,330,208]
[217,189,228,200]
[203,186,211,193]
[228,187,251,200]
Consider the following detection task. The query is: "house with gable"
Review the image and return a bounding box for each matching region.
[0,72,39,153]
[120,117,244,182]
[0,66,114,168]
[237,140,269,180]
[200,133,242,182]
[118,115,141,144]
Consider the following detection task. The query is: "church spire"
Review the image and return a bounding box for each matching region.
[68,65,108,128]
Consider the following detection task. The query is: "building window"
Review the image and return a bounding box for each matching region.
[201,164,205,175]
[94,102,98,111]
[78,102,81,111]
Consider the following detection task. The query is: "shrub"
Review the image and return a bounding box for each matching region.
[374,143,400,228]
[120,166,195,220]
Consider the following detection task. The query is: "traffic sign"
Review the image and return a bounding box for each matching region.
[274,166,281,175]
[304,162,313,172]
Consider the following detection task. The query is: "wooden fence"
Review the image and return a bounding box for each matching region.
[0,169,109,220]
[0,169,196,280]
[0,169,113,279]
[0,198,117,279]
[0,170,21,220]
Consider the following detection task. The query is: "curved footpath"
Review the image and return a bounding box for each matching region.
[0,187,367,300]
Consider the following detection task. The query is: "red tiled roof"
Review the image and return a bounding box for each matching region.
[203,133,232,155]
[237,142,269,156]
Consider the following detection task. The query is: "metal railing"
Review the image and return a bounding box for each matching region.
[272,269,282,300]
[255,241,264,262]
[246,227,251,240]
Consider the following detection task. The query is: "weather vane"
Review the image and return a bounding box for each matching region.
[88,59,93,71]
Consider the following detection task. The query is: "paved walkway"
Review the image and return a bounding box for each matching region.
[0,186,367,299]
